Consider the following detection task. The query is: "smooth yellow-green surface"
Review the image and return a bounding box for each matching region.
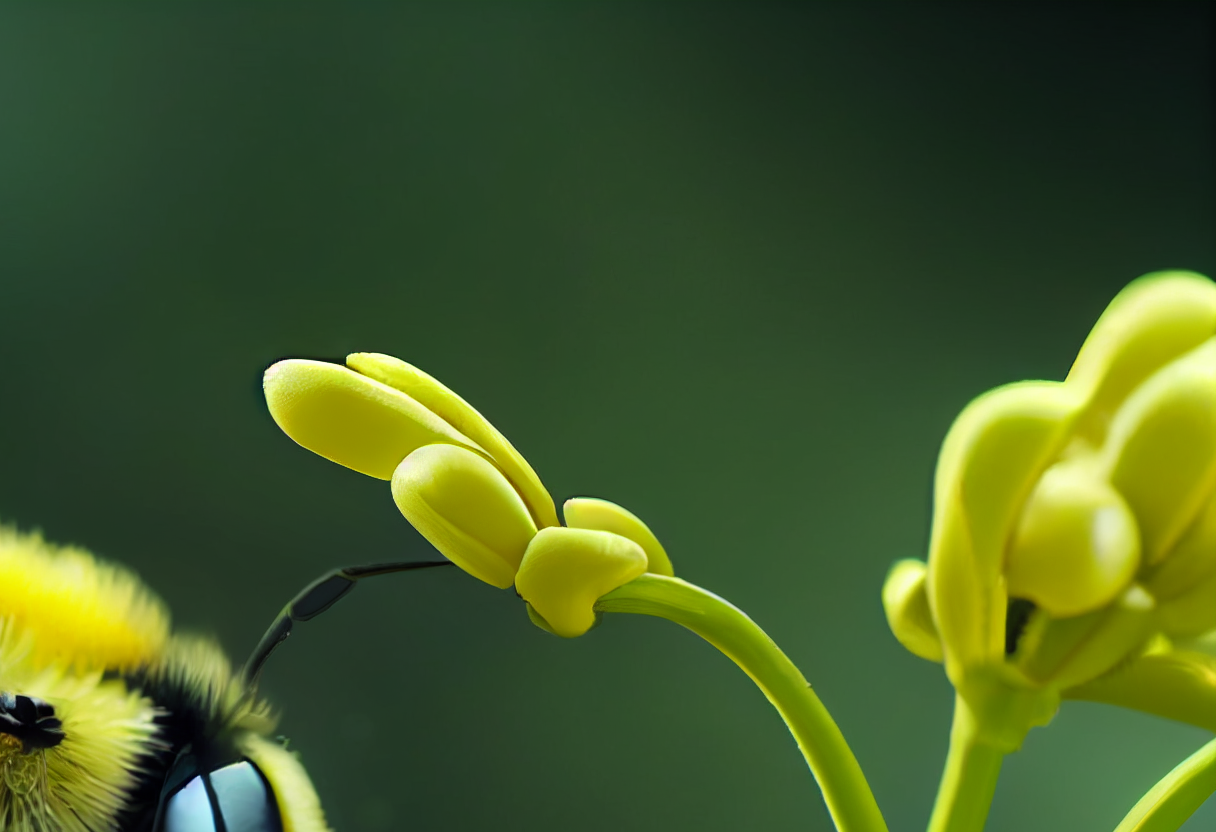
[562,496,674,576]
[881,559,943,663]
[348,352,559,530]
[515,527,648,637]
[1067,273,1216,445]
[1102,340,1216,565]
[391,444,538,588]
[1005,463,1140,616]
[264,359,482,480]
[1113,737,1216,832]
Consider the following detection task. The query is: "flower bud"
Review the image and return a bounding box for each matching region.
[1156,569,1216,638]
[881,559,943,663]
[1015,584,1155,689]
[900,272,1216,734]
[1064,647,1216,733]
[264,359,480,479]
[928,381,1081,676]
[391,444,538,589]
[1101,339,1216,565]
[1144,496,1216,601]
[1005,462,1140,617]
[1067,271,1216,444]
[515,527,648,637]
[348,353,558,529]
[562,497,674,576]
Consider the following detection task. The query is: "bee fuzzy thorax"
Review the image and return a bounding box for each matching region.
[0,523,332,832]
[0,526,169,672]
[0,619,160,832]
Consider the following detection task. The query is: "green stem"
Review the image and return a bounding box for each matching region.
[1113,736,1216,832]
[926,694,1005,832]
[595,574,888,832]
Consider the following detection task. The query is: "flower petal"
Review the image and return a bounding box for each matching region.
[562,497,674,576]
[515,527,648,638]
[1064,648,1216,733]
[1157,569,1216,639]
[1068,271,1216,445]
[1103,338,1216,564]
[929,381,1081,674]
[347,353,559,529]
[1145,495,1216,601]
[1005,462,1140,617]
[264,359,481,479]
[1016,584,1155,688]
[391,444,538,589]
[882,559,943,663]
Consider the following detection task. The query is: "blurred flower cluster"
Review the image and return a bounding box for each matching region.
[263,352,673,637]
[884,271,1216,748]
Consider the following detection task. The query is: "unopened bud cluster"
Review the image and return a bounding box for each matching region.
[264,353,673,637]
[884,271,1216,741]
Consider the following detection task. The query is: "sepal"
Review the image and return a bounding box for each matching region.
[515,528,648,637]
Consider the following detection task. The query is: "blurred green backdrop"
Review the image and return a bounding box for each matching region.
[1,3,1213,831]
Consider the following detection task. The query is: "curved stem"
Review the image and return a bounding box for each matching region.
[596,574,888,832]
[926,695,1004,832]
[1113,736,1216,832]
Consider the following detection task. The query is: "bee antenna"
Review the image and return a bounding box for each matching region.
[240,560,453,691]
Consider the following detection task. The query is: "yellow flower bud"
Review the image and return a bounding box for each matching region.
[1005,462,1140,617]
[897,272,1216,736]
[881,559,943,663]
[1064,647,1216,733]
[515,527,648,638]
[1101,339,1216,564]
[348,353,558,529]
[1144,496,1216,601]
[1067,271,1216,444]
[1015,584,1155,689]
[264,359,481,479]
[562,497,674,576]
[928,381,1081,676]
[391,444,538,589]
[1156,569,1216,638]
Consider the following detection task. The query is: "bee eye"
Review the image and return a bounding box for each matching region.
[155,759,282,832]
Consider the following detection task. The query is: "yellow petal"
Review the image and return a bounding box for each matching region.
[1006,463,1140,617]
[515,527,648,637]
[929,381,1081,672]
[562,497,674,576]
[264,359,482,480]
[1016,584,1155,688]
[1103,339,1216,564]
[1145,495,1216,601]
[881,559,943,663]
[1064,648,1216,733]
[391,444,537,589]
[347,353,559,529]
[1068,271,1216,444]
[1157,568,1216,639]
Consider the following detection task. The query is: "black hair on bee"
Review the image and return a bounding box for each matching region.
[0,523,448,832]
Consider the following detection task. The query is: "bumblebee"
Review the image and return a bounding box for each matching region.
[0,523,445,831]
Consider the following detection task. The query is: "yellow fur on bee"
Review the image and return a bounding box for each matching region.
[0,621,160,832]
[0,525,169,672]
[243,733,332,832]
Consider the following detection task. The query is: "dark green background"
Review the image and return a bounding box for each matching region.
[1,3,1212,830]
